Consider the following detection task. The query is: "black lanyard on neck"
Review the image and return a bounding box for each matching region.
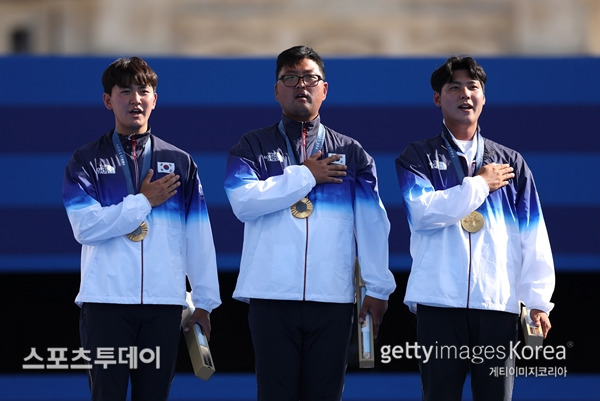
[278,120,325,165]
[441,126,484,182]
[112,129,151,194]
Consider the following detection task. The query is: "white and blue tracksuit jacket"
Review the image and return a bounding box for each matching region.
[395,127,555,315]
[224,115,396,304]
[62,130,221,312]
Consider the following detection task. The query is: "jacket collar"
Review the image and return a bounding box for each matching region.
[281,114,321,140]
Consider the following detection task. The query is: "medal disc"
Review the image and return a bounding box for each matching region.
[290,198,313,219]
[126,221,148,241]
[461,211,484,233]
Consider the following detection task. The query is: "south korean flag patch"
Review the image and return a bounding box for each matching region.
[157,162,175,174]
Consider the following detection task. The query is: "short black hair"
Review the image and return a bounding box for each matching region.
[275,45,326,81]
[102,56,158,94]
[430,55,486,93]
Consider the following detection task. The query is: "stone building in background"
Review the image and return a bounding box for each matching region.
[0,0,599,56]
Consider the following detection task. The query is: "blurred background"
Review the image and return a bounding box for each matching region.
[1,1,599,400]
[1,0,600,56]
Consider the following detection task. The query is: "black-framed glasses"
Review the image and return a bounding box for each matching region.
[278,74,323,87]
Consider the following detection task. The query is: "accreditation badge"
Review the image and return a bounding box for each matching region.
[126,221,148,241]
[290,197,313,219]
[461,211,484,233]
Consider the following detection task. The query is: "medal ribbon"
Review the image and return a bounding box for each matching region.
[278,120,325,165]
[441,125,484,182]
[112,129,152,194]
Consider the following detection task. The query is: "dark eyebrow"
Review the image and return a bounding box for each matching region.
[450,79,480,86]
[282,69,319,76]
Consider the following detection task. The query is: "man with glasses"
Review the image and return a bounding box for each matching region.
[224,45,396,401]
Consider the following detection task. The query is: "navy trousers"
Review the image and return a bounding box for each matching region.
[249,299,354,401]
[416,305,519,401]
[79,303,182,401]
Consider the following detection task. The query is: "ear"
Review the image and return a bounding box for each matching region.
[433,91,441,107]
[274,83,279,101]
[151,92,158,110]
[321,81,328,101]
[103,93,113,110]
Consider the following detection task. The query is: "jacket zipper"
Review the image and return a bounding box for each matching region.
[131,136,145,304]
[461,155,474,309]
[140,240,144,304]
[466,233,472,309]
[303,219,309,300]
[301,122,308,301]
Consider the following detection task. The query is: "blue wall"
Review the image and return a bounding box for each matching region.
[1,56,599,398]
[1,55,599,273]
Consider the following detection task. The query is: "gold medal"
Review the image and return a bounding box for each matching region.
[461,211,484,233]
[290,198,313,219]
[126,221,148,241]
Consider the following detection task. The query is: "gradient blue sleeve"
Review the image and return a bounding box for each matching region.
[185,163,221,313]
[354,151,396,300]
[224,153,316,222]
[62,153,151,244]
[395,145,489,232]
